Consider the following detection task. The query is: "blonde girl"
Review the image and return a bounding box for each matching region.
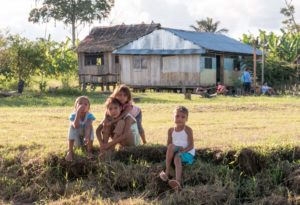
[65,96,95,161]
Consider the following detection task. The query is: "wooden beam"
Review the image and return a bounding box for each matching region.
[220,54,225,84]
[253,41,257,93]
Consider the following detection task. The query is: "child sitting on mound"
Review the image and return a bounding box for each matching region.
[97,97,141,154]
[159,106,195,191]
[96,84,146,148]
[65,96,96,161]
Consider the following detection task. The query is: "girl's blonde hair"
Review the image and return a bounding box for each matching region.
[174,106,189,117]
[111,84,132,103]
[105,97,122,108]
[74,96,90,111]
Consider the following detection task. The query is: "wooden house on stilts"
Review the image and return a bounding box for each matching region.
[78,24,261,91]
[77,23,160,90]
[113,28,261,91]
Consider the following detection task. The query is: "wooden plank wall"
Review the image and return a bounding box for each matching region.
[120,55,201,87]
[78,52,120,84]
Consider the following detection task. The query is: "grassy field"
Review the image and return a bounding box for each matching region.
[1,92,300,152]
[1,92,300,204]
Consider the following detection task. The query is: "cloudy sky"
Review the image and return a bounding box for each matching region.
[0,0,299,42]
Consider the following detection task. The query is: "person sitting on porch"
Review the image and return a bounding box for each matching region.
[216,82,228,95]
[195,87,217,98]
[261,82,275,95]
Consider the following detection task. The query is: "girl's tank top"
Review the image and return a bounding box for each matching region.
[172,128,195,156]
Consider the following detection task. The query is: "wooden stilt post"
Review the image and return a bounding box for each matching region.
[253,39,257,94]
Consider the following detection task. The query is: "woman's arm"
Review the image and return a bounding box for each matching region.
[180,126,194,153]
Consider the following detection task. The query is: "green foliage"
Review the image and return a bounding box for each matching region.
[40,37,78,88]
[1,35,46,84]
[190,17,228,33]
[28,0,115,46]
[0,31,78,92]
[241,30,300,90]
[280,0,300,33]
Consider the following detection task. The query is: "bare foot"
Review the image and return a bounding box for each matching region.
[168,180,182,192]
[65,151,73,161]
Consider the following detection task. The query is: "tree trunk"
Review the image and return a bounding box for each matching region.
[71,21,76,48]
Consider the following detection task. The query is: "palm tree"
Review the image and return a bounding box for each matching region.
[190,17,229,34]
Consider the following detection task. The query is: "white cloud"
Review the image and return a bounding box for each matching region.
[0,0,299,41]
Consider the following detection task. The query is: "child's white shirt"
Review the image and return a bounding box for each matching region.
[172,128,195,156]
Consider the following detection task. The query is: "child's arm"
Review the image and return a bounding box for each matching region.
[71,105,85,128]
[101,116,133,150]
[167,128,173,146]
[96,123,104,144]
[84,119,93,157]
[84,119,93,139]
[105,106,131,126]
[180,126,194,153]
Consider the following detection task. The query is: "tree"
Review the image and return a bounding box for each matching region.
[0,30,11,78]
[190,17,228,33]
[1,35,47,93]
[241,30,300,92]
[34,37,78,91]
[280,0,300,33]
[28,0,115,47]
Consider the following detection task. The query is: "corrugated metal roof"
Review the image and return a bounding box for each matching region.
[113,49,205,55]
[164,28,262,55]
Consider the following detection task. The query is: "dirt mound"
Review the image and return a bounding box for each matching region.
[45,155,99,180]
[162,185,235,205]
[3,145,300,204]
[293,146,300,160]
[256,195,289,205]
[237,148,263,175]
[286,166,300,194]
[113,145,166,163]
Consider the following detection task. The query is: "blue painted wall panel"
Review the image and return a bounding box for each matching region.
[224,58,234,70]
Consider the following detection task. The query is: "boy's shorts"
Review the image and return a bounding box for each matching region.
[174,146,194,165]
[68,125,94,147]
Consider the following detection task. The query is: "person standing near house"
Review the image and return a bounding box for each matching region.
[242,67,252,95]
[231,67,242,96]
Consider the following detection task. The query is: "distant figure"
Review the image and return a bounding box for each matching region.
[195,87,217,98]
[242,67,252,95]
[159,106,195,192]
[261,82,275,95]
[216,82,228,95]
[232,67,242,95]
[18,79,25,94]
